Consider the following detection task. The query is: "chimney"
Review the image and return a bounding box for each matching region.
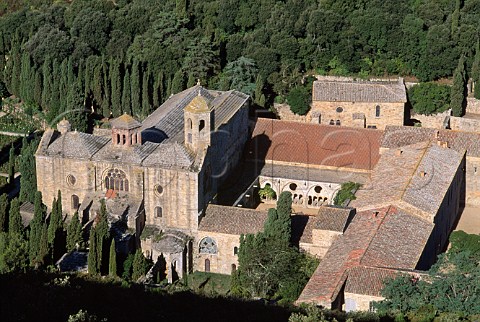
[395,149,403,156]
[420,171,427,177]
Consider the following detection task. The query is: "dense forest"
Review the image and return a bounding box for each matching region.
[0,0,480,129]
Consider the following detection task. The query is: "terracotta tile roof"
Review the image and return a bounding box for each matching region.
[297,206,391,305]
[314,206,355,232]
[345,266,401,297]
[382,125,480,157]
[360,209,433,269]
[199,205,268,235]
[351,141,464,219]
[297,206,432,306]
[313,77,406,103]
[110,114,141,130]
[248,118,383,171]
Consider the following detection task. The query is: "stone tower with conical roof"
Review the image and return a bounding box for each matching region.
[184,90,212,152]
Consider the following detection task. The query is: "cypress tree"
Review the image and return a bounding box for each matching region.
[66,212,82,252]
[49,59,62,122]
[0,193,8,232]
[122,69,132,115]
[87,226,98,275]
[254,74,265,107]
[29,191,45,265]
[19,52,33,103]
[132,249,148,281]
[131,60,141,116]
[142,70,151,117]
[47,197,58,245]
[451,55,467,117]
[111,59,122,117]
[7,144,14,184]
[93,62,104,108]
[187,73,196,88]
[152,71,163,107]
[34,70,43,107]
[102,57,111,117]
[96,199,109,274]
[41,57,53,113]
[19,138,37,203]
[109,238,117,277]
[171,70,185,95]
[37,222,49,266]
[472,42,480,99]
[8,198,23,236]
[58,59,69,115]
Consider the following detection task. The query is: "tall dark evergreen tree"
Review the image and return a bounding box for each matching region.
[141,70,151,117]
[472,42,480,100]
[29,191,45,266]
[110,59,122,117]
[171,70,185,95]
[122,69,132,115]
[109,238,117,277]
[19,138,36,203]
[87,226,98,275]
[66,212,82,252]
[0,193,8,232]
[7,144,14,184]
[131,59,141,116]
[451,55,467,117]
[95,199,110,274]
[8,198,23,236]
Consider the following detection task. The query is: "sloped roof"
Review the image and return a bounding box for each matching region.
[344,266,401,297]
[248,118,383,171]
[351,141,464,219]
[185,95,211,113]
[313,77,407,103]
[382,125,480,157]
[45,131,110,159]
[360,209,433,269]
[141,85,248,144]
[142,143,194,169]
[315,206,355,232]
[110,114,141,129]
[92,141,159,165]
[199,204,268,235]
[297,206,431,305]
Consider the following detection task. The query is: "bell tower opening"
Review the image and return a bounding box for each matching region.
[110,113,142,147]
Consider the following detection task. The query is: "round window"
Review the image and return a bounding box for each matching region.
[336,106,343,113]
[314,186,322,193]
[154,185,163,196]
[66,174,76,186]
[289,183,297,191]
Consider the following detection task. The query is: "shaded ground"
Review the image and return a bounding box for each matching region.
[0,272,291,322]
[455,207,480,234]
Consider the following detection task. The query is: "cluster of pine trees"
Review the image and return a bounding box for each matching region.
[2,0,480,125]
[232,192,318,303]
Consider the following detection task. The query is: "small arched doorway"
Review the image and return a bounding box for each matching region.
[205,259,210,272]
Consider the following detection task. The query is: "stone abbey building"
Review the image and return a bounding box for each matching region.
[36,85,249,281]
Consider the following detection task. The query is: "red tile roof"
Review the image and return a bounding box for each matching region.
[247,118,383,171]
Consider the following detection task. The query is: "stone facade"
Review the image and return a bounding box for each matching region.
[36,85,250,280]
[309,76,407,130]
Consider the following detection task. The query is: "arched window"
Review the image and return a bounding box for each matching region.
[188,118,193,129]
[336,120,341,126]
[233,247,238,255]
[231,264,237,273]
[205,259,210,272]
[105,169,129,191]
[199,120,205,132]
[155,206,162,218]
[116,134,120,144]
[329,119,335,125]
[199,237,217,254]
[71,194,79,210]
[375,105,381,117]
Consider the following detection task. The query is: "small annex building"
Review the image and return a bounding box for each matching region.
[309,76,407,130]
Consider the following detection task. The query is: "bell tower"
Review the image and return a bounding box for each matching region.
[110,113,142,147]
[184,91,212,152]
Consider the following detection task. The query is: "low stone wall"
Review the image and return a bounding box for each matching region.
[466,97,480,115]
[274,103,307,122]
[410,110,450,129]
[450,116,480,133]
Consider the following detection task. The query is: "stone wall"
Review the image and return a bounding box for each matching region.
[274,103,307,122]
[344,293,383,312]
[195,231,239,275]
[410,110,450,129]
[309,101,404,130]
[466,97,480,114]
[300,229,341,258]
[450,116,480,133]
[465,156,480,206]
